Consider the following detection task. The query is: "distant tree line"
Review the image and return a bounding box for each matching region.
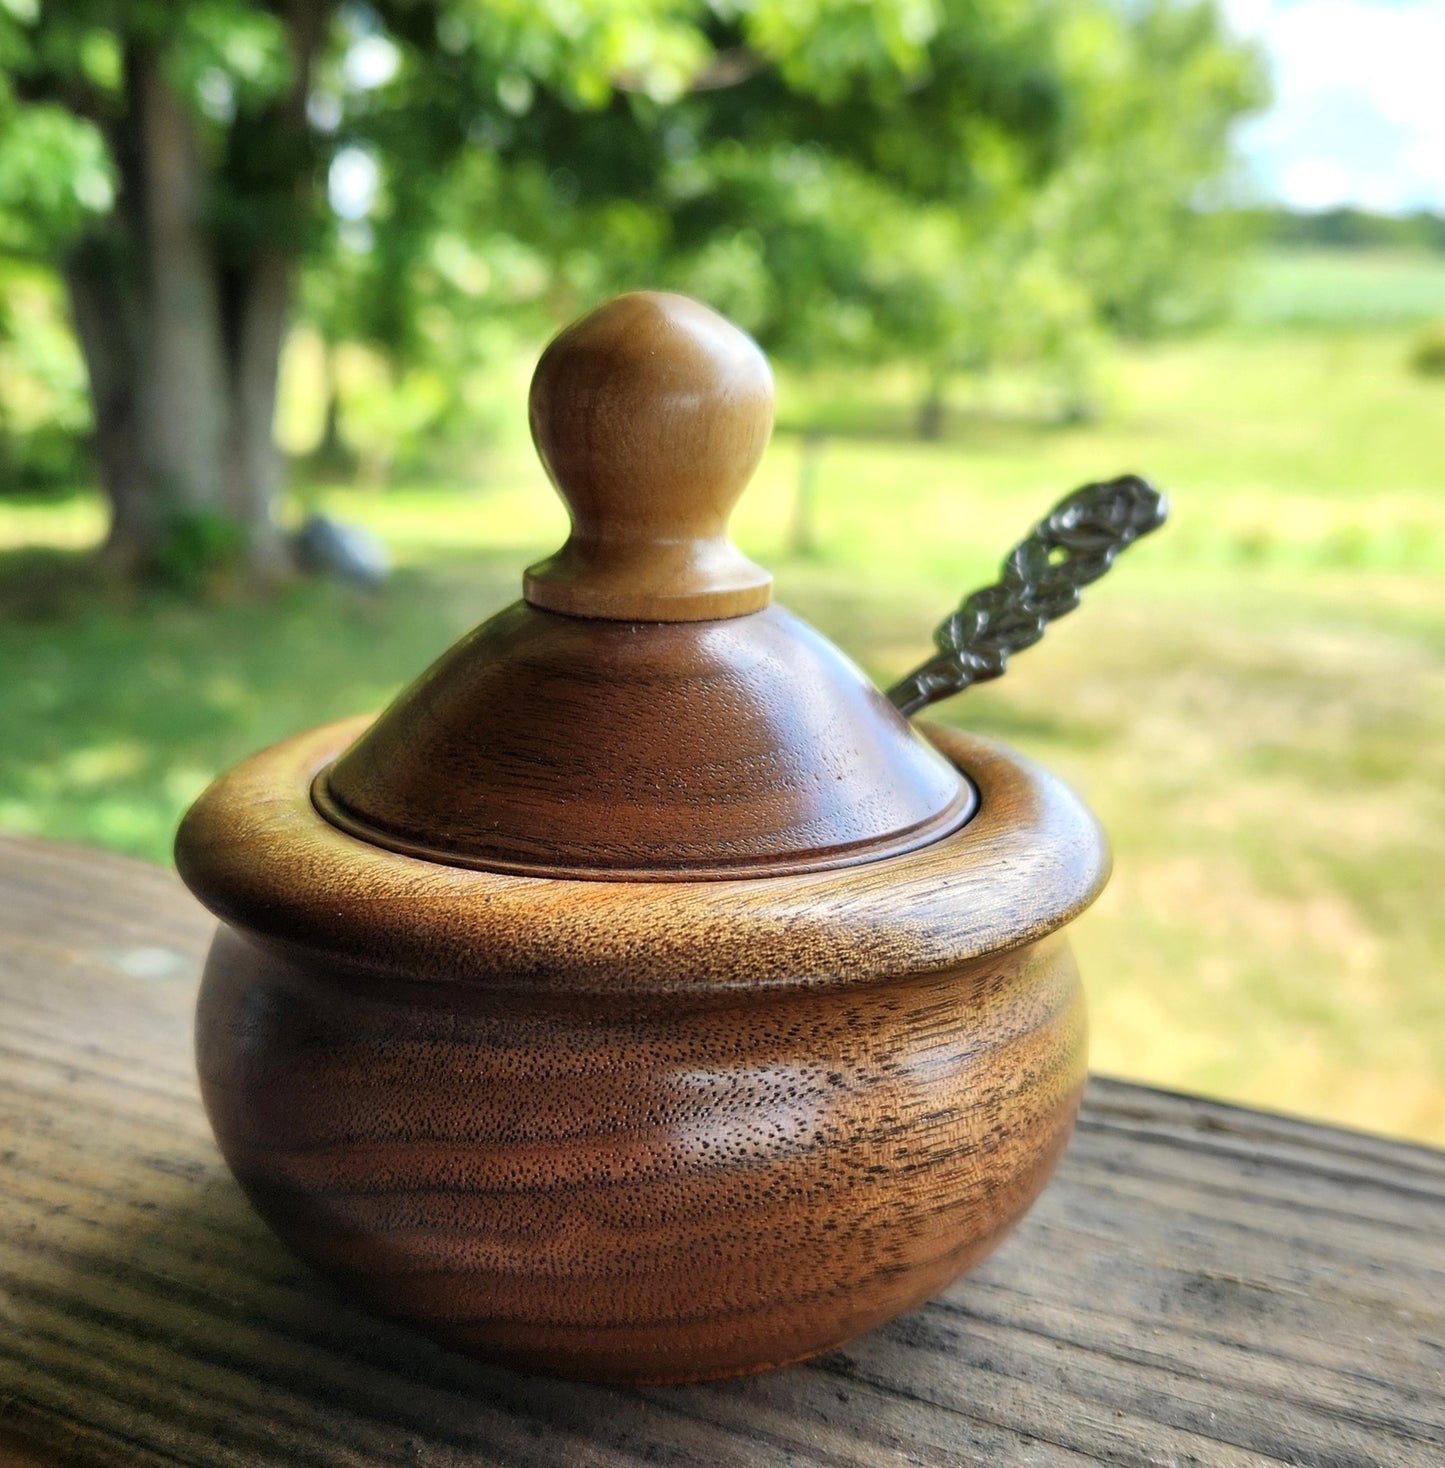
[1248,206,1445,254]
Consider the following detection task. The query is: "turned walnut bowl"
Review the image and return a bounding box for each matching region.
[177,291,1158,1384]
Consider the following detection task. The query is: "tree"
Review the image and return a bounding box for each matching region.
[303,0,1262,451]
[2,1,327,577]
[3,0,979,579]
[651,0,1265,428]
[0,0,1262,581]
[288,0,1087,466]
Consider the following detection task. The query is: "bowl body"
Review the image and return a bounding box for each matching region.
[196,925,1085,1383]
[180,719,1107,1384]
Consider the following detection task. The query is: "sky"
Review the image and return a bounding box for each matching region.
[1223,0,1445,212]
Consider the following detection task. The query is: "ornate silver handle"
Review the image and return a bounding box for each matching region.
[887,474,1168,717]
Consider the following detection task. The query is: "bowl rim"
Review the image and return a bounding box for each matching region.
[176,718,1109,996]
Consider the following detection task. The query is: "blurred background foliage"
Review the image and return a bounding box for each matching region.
[1,0,1443,1143]
[0,0,1264,537]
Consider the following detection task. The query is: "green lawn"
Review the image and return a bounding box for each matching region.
[3,309,1443,1146]
[1238,246,1445,329]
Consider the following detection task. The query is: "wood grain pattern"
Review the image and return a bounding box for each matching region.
[204,289,1104,1378]
[195,924,1085,1384]
[318,288,974,881]
[3,837,1442,1463]
[315,603,973,879]
[181,725,1103,1382]
[178,722,1108,992]
[523,291,774,623]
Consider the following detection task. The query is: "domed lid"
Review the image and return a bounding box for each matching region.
[314,291,974,880]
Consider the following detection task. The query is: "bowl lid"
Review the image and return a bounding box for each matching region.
[314,291,974,880]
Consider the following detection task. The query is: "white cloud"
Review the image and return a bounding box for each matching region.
[1225,0,1445,212]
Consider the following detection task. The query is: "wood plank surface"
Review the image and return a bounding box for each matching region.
[0,834,1441,1467]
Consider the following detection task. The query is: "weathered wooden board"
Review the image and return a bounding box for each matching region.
[1,836,1441,1467]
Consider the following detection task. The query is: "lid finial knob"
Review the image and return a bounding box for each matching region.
[524,291,775,622]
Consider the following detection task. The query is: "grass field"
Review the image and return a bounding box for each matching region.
[1238,246,1445,329]
[2,254,1443,1144]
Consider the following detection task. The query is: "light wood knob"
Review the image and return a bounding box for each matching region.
[524,291,775,622]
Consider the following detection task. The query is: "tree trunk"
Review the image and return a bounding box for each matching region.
[221,251,294,579]
[917,369,949,441]
[790,429,826,558]
[63,236,153,577]
[134,50,231,526]
[317,335,347,467]
[58,5,327,588]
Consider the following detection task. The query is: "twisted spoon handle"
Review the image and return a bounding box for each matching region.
[887,474,1168,717]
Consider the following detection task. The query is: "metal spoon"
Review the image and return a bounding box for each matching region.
[888,474,1168,716]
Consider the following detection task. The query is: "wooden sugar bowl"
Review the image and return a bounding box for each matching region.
[177,292,1166,1385]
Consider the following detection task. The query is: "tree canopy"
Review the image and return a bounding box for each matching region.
[0,0,1264,582]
